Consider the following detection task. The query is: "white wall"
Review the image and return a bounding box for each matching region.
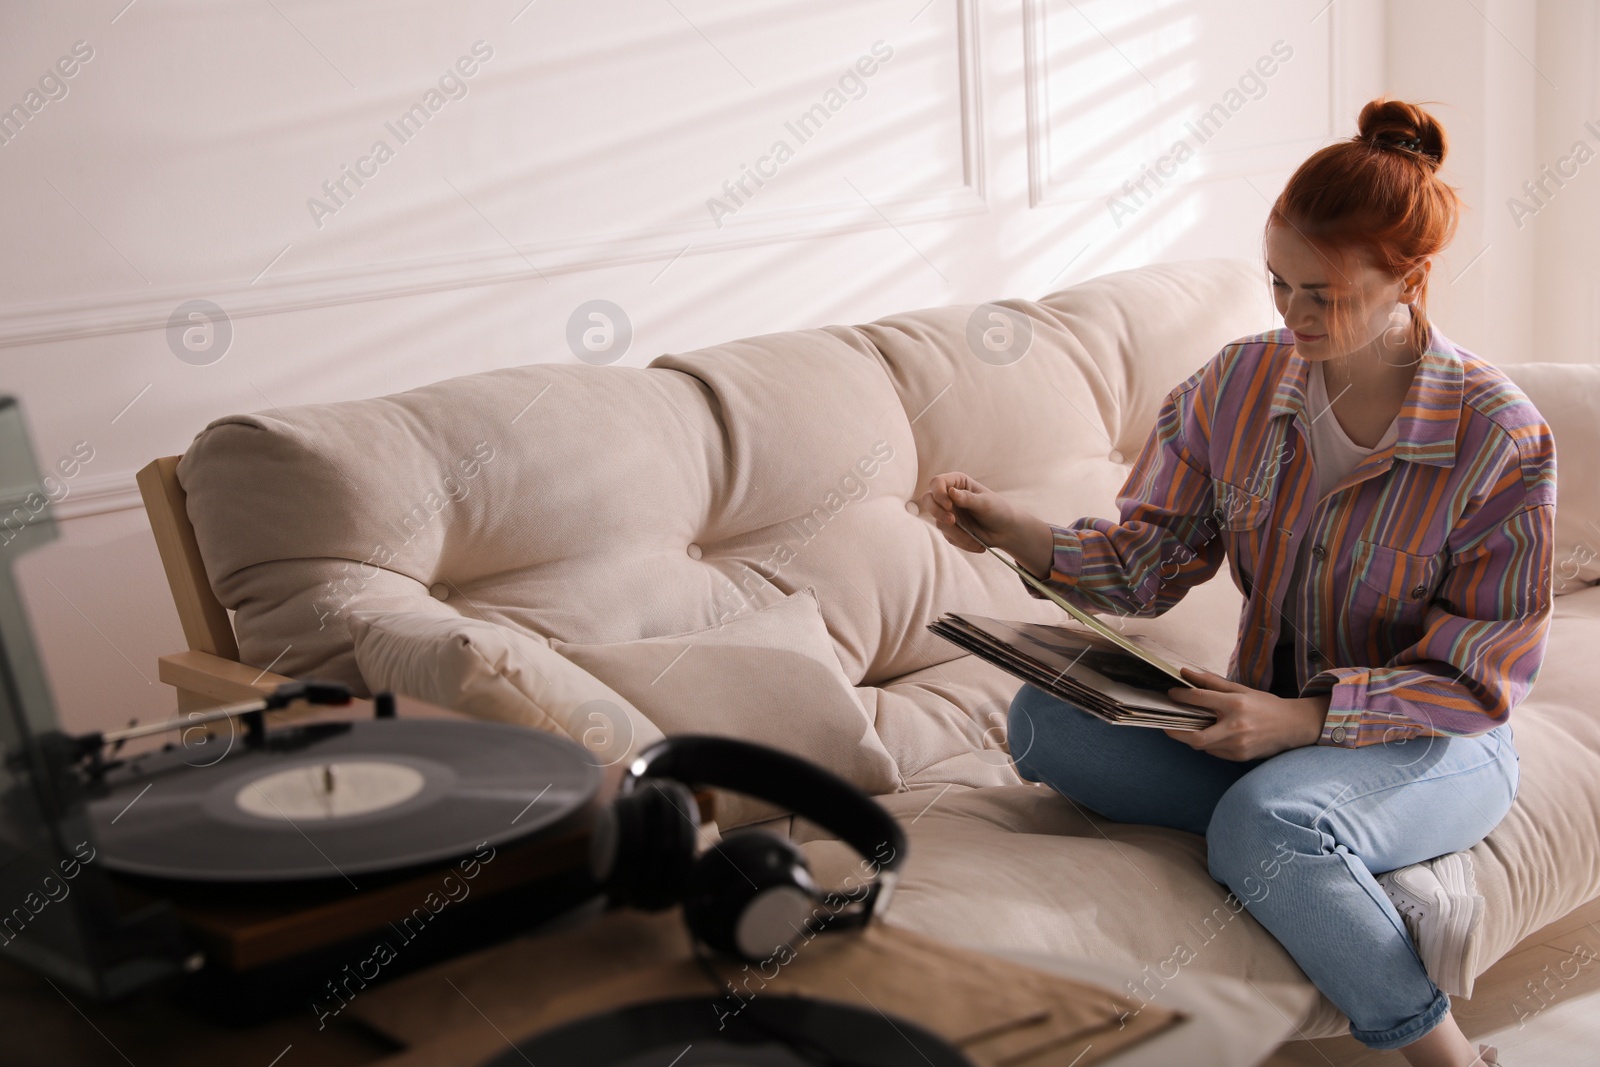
[1384,0,1536,363]
[1530,0,1600,365]
[26,0,1574,740]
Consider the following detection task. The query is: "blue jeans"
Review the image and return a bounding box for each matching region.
[1006,683,1519,1050]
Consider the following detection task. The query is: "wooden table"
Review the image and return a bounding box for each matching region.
[1,690,1312,1067]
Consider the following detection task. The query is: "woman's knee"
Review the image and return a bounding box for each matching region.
[1007,684,1098,781]
[1006,684,1051,780]
[1205,773,1304,890]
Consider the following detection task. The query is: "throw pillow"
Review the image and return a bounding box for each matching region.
[550,587,905,829]
[348,609,664,775]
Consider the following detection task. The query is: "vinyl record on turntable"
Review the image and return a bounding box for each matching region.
[479,994,976,1067]
[88,719,600,882]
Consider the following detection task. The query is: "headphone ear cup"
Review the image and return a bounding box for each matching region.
[598,780,701,911]
[684,831,820,962]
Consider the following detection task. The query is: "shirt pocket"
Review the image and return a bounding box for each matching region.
[1209,478,1271,532]
[1352,539,1443,615]
[1210,479,1272,600]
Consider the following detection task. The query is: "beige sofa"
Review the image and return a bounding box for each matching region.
[151,257,1600,1041]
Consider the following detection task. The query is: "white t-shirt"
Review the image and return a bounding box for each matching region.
[1278,359,1401,647]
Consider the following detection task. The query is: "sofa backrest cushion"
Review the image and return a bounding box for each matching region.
[176,258,1269,706]
[1499,362,1600,593]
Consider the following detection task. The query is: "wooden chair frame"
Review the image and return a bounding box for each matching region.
[137,456,292,712]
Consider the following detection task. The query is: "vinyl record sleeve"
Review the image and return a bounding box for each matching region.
[929,613,1218,730]
[481,994,975,1067]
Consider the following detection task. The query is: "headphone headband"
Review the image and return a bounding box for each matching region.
[621,734,906,916]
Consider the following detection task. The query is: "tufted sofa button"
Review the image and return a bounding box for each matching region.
[1108,449,1125,464]
[904,500,920,516]
[428,582,449,601]
[686,543,703,560]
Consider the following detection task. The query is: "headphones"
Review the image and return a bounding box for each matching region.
[587,734,907,963]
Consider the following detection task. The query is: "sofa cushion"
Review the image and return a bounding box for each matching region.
[1468,583,1600,969]
[550,588,905,829]
[1500,362,1600,593]
[347,607,662,774]
[797,782,1339,1025]
[173,259,1265,707]
[790,582,1600,1040]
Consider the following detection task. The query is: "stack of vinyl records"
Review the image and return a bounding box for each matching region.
[928,613,1218,731]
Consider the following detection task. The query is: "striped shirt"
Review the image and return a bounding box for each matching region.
[1022,324,1557,748]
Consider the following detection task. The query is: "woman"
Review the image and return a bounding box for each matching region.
[922,98,1555,1067]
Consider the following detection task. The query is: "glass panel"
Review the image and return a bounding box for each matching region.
[0,396,182,998]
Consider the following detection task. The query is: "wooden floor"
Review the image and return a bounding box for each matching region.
[1264,897,1600,1065]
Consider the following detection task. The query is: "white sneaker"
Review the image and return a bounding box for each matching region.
[1377,851,1486,999]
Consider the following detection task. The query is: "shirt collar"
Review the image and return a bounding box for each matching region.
[1266,323,1464,468]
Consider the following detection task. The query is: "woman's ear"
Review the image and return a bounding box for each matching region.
[1401,260,1430,302]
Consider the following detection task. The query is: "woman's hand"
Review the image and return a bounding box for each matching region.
[922,472,1053,577]
[1162,667,1328,761]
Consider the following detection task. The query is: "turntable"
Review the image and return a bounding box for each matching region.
[0,396,612,1022]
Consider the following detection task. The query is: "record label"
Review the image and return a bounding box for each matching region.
[233,760,428,821]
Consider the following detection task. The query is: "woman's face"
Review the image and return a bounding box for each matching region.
[1265,223,1420,361]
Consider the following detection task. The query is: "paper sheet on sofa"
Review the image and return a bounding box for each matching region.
[928,612,1219,730]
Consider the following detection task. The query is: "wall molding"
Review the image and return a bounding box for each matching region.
[1021,0,1052,210]
[1022,0,1340,209]
[44,470,144,522]
[28,2,989,521]
[0,0,985,352]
